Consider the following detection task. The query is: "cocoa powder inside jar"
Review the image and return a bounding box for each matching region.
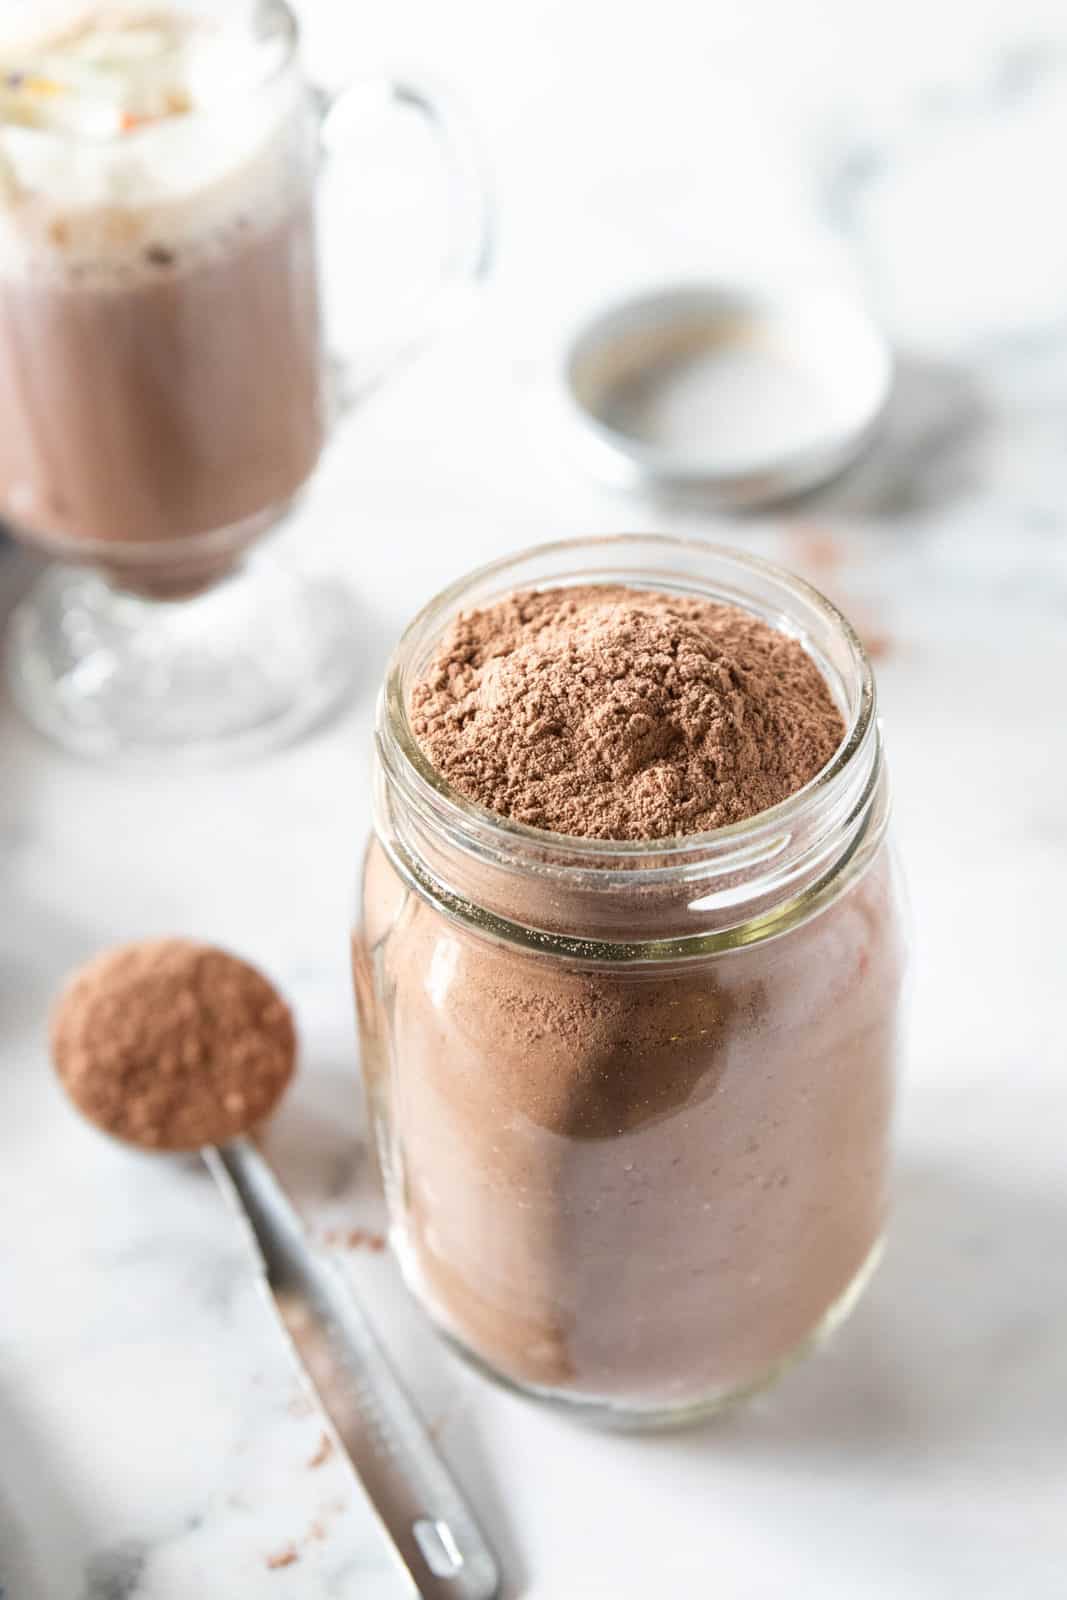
[409,586,845,840]
[358,572,902,1410]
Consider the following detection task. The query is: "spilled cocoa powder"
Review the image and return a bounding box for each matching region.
[265,1547,299,1570]
[51,940,295,1151]
[409,586,845,840]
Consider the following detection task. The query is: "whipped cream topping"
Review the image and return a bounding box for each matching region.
[0,6,285,138]
[0,5,307,281]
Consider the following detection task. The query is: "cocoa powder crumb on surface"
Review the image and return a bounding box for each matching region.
[786,524,845,574]
[50,940,296,1152]
[409,585,846,841]
[346,1228,385,1252]
[855,617,894,660]
[321,1226,386,1252]
[307,1433,334,1469]
[265,1547,299,1570]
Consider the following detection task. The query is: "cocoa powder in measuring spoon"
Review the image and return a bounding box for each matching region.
[51,939,295,1151]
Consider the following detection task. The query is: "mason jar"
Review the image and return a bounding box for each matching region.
[352,534,908,1425]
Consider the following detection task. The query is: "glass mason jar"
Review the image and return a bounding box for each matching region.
[353,534,908,1425]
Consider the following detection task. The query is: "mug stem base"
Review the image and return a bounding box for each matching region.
[6,556,358,763]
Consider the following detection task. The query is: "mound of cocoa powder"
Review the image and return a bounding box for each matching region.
[51,939,295,1151]
[409,586,845,840]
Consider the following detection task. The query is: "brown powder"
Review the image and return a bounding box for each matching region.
[265,1547,299,1570]
[50,940,296,1152]
[321,1227,386,1252]
[359,576,899,1413]
[409,585,845,841]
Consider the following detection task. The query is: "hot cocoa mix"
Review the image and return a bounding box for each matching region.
[410,585,844,838]
[356,582,904,1407]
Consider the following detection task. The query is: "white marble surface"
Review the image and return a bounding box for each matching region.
[3,1,1067,1595]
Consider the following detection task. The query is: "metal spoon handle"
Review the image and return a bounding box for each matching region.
[205,1137,499,1600]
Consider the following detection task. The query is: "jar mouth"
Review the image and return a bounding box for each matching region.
[382,532,875,870]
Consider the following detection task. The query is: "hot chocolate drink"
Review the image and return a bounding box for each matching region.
[354,550,907,1417]
[3,4,490,759]
[0,9,325,587]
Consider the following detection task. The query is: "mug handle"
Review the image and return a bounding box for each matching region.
[315,73,493,410]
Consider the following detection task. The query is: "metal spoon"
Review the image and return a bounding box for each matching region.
[206,1137,499,1600]
[49,940,499,1600]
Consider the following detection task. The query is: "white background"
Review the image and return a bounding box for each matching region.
[2,1,1067,1596]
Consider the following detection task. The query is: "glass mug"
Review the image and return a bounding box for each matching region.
[0,1,489,757]
[353,536,908,1424]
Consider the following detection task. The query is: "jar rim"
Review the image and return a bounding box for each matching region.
[381,531,876,870]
